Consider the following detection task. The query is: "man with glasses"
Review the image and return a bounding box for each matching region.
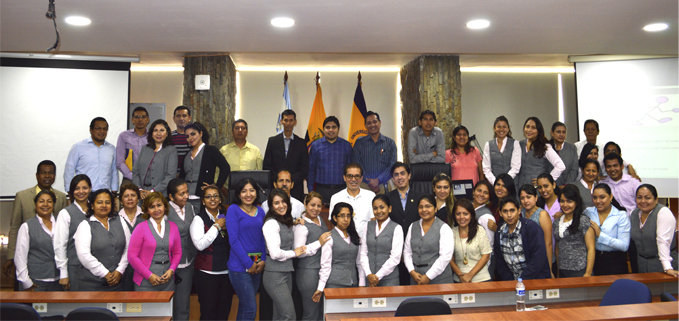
[171,106,192,174]
[64,117,118,192]
[352,111,397,194]
[219,119,263,171]
[116,106,149,186]
[329,163,375,236]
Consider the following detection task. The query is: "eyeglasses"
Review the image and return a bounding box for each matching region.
[345,174,362,180]
[132,115,148,119]
[204,195,220,200]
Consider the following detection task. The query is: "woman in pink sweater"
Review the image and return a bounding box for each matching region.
[127,192,182,291]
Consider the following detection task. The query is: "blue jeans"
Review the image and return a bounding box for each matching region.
[229,272,261,321]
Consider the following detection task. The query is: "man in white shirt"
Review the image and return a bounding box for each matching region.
[574,119,600,160]
[329,163,376,236]
[261,169,305,219]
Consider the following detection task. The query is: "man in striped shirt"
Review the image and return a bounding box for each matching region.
[352,111,397,194]
[170,106,192,175]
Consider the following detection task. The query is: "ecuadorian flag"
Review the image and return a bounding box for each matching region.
[347,75,368,146]
[305,83,326,148]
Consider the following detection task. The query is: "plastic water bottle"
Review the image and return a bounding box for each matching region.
[516,278,526,311]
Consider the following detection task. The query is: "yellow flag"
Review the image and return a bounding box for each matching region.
[305,84,327,148]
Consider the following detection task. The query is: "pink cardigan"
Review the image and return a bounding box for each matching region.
[127,220,182,286]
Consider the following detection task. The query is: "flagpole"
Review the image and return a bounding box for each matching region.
[315,71,320,90]
[358,71,362,87]
[284,70,288,84]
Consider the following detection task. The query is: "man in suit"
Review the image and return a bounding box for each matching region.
[3,160,69,288]
[386,161,425,285]
[263,109,309,201]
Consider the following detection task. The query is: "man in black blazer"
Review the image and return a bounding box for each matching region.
[386,161,426,285]
[263,109,309,203]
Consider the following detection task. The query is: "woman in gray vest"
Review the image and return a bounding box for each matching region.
[74,189,131,291]
[549,122,579,186]
[133,119,178,198]
[432,173,455,223]
[584,184,630,275]
[14,190,61,291]
[53,174,91,291]
[293,191,331,321]
[118,184,145,291]
[167,178,197,321]
[359,195,403,287]
[482,115,521,185]
[450,198,492,283]
[312,202,362,303]
[570,159,600,208]
[262,189,307,321]
[631,184,678,276]
[403,194,454,285]
[515,117,565,191]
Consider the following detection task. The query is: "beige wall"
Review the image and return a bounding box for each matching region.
[130,71,184,129]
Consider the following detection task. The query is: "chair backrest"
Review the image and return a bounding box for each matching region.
[599,279,652,306]
[409,163,451,195]
[661,292,677,302]
[65,307,119,320]
[394,297,452,317]
[0,303,42,320]
[228,170,271,205]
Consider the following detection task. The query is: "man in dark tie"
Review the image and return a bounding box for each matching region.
[263,109,309,201]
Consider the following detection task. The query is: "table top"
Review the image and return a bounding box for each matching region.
[0,291,174,303]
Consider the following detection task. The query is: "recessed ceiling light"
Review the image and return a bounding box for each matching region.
[643,23,668,32]
[53,55,72,58]
[65,16,91,26]
[271,17,295,28]
[466,19,490,29]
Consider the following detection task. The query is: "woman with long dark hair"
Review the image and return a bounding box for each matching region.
[577,143,599,180]
[445,125,484,185]
[515,117,565,190]
[359,194,403,287]
[471,180,497,277]
[519,184,554,277]
[571,159,600,208]
[492,173,516,223]
[553,185,595,278]
[449,199,492,283]
[432,173,455,223]
[549,122,579,186]
[482,115,521,185]
[536,173,561,221]
[584,183,630,275]
[133,119,177,198]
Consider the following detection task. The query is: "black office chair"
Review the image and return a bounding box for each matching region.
[409,163,451,195]
[661,292,677,302]
[0,303,42,320]
[65,307,119,320]
[394,297,452,317]
[228,170,271,205]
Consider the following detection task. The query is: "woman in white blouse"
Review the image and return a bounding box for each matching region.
[74,189,131,291]
[449,198,492,283]
[515,117,566,190]
[482,115,522,185]
[404,194,454,285]
[359,194,403,287]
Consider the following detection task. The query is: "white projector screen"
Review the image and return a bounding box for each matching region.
[575,58,678,197]
[0,59,130,198]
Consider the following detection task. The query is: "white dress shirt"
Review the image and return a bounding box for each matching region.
[482,137,522,185]
[329,188,376,236]
[15,215,56,289]
[292,215,325,258]
[262,219,297,261]
[53,202,87,278]
[261,196,305,219]
[403,219,454,281]
[358,218,404,280]
[190,211,228,274]
[74,216,131,278]
[118,206,143,227]
[317,227,365,291]
[637,207,677,271]
[149,217,167,239]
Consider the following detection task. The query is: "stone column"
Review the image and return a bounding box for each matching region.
[399,55,461,164]
[183,54,236,148]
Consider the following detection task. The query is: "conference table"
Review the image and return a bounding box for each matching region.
[323,272,678,321]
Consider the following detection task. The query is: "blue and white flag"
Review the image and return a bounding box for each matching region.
[276,80,292,133]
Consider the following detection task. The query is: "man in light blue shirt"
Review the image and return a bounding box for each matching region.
[64,117,118,193]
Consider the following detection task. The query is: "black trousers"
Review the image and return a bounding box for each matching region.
[194,270,234,321]
[594,250,629,276]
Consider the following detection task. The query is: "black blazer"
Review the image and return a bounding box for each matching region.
[180,145,230,196]
[262,133,309,201]
[387,189,425,237]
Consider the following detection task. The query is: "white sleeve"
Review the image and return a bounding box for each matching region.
[544,145,566,181]
[477,214,496,249]
[656,207,677,271]
[375,227,404,280]
[74,221,109,278]
[293,224,321,258]
[359,227,372,276]
[53,209,71,278]
[357,243,365,287]
[263,220,296,261]
[425,224,454,281]
[190,216,219,251]
[116,219,131,274]
[482,142,495,185]
[14,223,32,290]
[403,224,414,272]
[316,238,334,291]
[508,140,522,179]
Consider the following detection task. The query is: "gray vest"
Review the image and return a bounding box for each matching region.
[167,204,197,264]
[515,140,550,190]
[149,220,171,273]
[26,216,58,280]
[326,229,359,287]
[630,204,678,272]
[410,218,454,284]
[365,220,398,281]
[265,219,294,272]
[79,216,127,288]
[297,218,329,269]
[183,148,204,196]
[66,203,87,266]
[489,137,515,177]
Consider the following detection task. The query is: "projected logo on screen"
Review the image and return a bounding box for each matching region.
[633,96,679,126]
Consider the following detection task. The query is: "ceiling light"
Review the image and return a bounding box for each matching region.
[53,54,72,58]
[643,23,668,32]
[271,17,295,28]
[65,16,91,26]
[466,19,490,29]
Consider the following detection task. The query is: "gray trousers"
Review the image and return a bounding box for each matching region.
[173,265,194,321]
[30,280,62,292]
[296,268,323,321]
[67,265,80,291]
[263,271,295,321]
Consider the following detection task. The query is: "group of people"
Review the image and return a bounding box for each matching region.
[4,105,678,321]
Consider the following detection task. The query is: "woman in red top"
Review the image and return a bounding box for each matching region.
[445,125,484,185]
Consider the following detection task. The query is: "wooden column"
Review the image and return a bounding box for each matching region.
[399,55,461,164]
[182,54,236,148]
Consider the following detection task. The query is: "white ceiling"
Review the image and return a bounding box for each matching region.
[1,0,676,68]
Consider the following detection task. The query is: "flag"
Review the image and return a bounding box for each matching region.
[275,78,292,133]
[305,83,326,148]
[347,75,368,146]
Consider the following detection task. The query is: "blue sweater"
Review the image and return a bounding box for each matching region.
[494,216,551,280]
[226,204,267,272]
